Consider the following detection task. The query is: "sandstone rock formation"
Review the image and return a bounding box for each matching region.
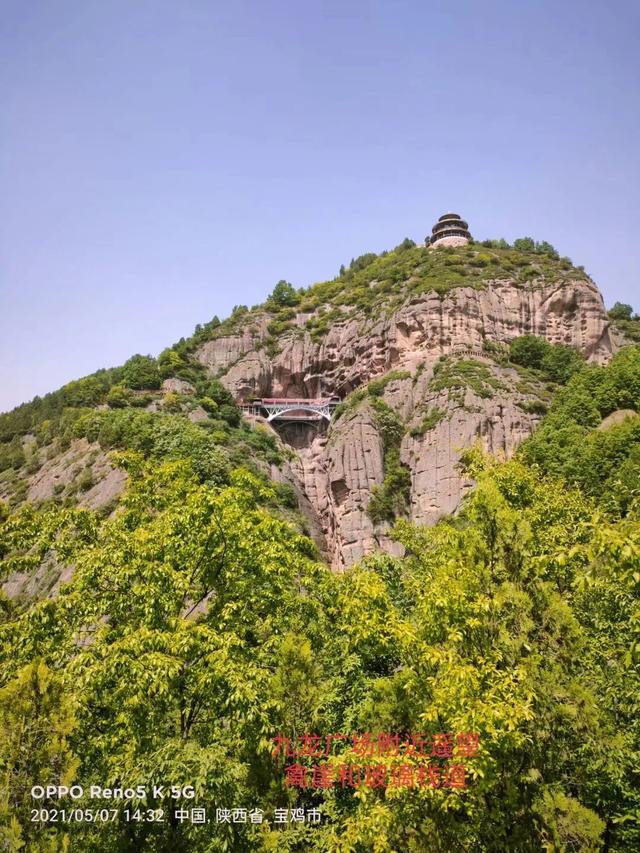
[25,438,126,511]
[199,278,611,402]
[161,377,195,394]
[197,275,614,570]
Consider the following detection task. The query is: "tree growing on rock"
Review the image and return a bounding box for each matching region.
[608,302,634,321]
[268,280,299,307]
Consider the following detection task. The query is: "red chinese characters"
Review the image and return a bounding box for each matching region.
[276,731,479,791]
[273,730,480,760]
[284,762,467,789]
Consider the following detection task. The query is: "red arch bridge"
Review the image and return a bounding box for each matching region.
[239,397,340,423]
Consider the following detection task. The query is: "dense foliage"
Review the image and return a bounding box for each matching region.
[508,336,584,384]
[1,252,638,850]
[520,346,640,514]
[367,398,411,525]
[267,281,300,308]
[1,346,640,850]
[607,302,634,321]
[1,446,639,851]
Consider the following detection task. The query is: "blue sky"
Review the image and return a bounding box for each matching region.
[1,0,639,412]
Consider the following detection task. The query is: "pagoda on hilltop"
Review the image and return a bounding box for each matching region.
[429,212,471,248]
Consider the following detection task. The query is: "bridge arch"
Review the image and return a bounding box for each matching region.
[265,401,334,422]
[240,397,339,424]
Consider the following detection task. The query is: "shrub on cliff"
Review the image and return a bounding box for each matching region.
[608,301,634,321]
[106,384,133,408]
[509,335,583,384]
[122,354,161,390]
[367,448,411,524]
[268,279,300,307]
[520,346,640,512]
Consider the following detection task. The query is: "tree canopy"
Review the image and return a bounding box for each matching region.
[1,411,639,850]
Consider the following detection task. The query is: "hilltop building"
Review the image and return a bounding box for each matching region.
[429,212,471,248]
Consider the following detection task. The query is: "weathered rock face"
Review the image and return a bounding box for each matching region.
[280,366,543,569]
[401,378,538,528]
[197,317,271,377]
[197,279,612,402]
[24,438,126,511]
[197,276,614,569]
[161,377,195,394]
[290,404,403,570]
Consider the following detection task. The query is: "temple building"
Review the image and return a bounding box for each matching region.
[429,212,471,248]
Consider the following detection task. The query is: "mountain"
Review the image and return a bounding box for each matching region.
[194,242,613,568]
[1,240,614,579]
[2,235,640,852]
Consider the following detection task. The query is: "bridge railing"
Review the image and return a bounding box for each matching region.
[238,397,340,423]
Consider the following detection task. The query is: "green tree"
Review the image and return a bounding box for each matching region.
[349,253,378,273]
[514,236,536,252]
[509,335,583,384]
[535,240,559,258]
[157,347,188,379]
[106,383,133,408]
[608,302,634,321]
[327,459,619,851]
[0,436,25,474]
[540,343,583,383]
[509,335,550,370]
[122,354,161,390]
[0,661,79,850]
[197,378,235,408]
[269,280,300,307]
[0,460,336,850]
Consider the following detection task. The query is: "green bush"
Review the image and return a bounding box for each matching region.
[370,398,404,450]
[509,336,549,370]
[541,345,583,383]
[273,482,298,509]
[267,317,295,337]
[366,399,411,524]
[410,407,446,437]
[106,385,133,408]
[519,346,640,513]
[368,449,411,524]
[241,424,283,466]
[509,335,583,384]
[219,404,240,427]
[77,467,94,492]
[608,301,634,321]
[199,397,218,414]
[514,237,536,252]
[367,370,411,397]
[518,400,548,416]
[74,409,230,485]
[0,437,25,473]
[196,379,236,408]
[122,355,161,390]
[162,392,182,413]
[431,358,505,399]
[348,253,378,273]
[394,238,416,252]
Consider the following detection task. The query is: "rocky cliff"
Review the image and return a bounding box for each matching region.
[199,278,611,400]
[0,241,616,577]
[195,246,614,569]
